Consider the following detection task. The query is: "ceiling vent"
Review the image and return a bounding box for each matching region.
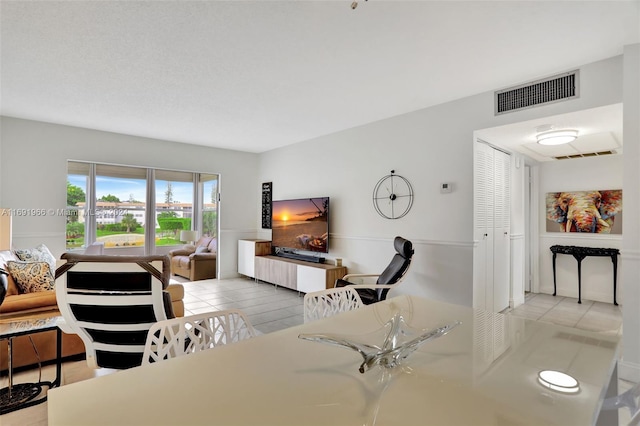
[554,150,615,160]
[495,70,579,115]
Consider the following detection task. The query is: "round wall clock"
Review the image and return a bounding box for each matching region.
[372,170,414,219]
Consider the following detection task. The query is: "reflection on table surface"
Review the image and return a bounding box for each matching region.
[48,295,620,426]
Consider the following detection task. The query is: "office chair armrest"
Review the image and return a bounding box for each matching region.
[346,284,396,290]
[335,274,380,288]
[341,273,380,281]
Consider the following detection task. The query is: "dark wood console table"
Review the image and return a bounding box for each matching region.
[550,245,620,305]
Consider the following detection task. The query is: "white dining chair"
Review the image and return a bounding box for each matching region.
[303,286,364,323]
[142,309,257,365]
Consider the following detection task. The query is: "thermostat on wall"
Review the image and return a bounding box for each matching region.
[440,183,452,194]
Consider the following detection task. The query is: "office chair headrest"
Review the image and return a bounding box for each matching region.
[394,236,414,259]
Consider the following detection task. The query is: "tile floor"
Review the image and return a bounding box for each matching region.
[180,277,305,334]
[506,292,623,336]
[0,279,629,425]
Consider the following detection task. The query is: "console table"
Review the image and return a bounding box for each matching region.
[550,245,620,305]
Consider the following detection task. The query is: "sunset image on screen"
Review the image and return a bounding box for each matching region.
[271,197,329,252]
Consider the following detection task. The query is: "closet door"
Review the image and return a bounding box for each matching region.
[474,142,510,312]
[493,149,511,312]
[474,142,494,311]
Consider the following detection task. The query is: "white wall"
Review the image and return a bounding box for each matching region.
[621,43,640,381]
[537,155,623,303]
[510,153,527,308]
[258,55,625,307]
[0,116,259,279]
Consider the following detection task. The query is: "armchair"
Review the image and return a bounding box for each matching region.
[169,236,217,281]
[335,236,414,305]
[56,253,174,369]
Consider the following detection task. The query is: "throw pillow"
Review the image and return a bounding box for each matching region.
[14,244,56,273]
[195,246,210,254]
[5,261,55,293]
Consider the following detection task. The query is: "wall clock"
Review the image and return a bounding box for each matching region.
[373,170,414,219]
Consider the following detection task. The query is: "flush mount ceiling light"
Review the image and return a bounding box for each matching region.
[538,370,580,394]
[536,129,578,146]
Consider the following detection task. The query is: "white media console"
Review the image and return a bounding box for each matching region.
[237,239,347,293]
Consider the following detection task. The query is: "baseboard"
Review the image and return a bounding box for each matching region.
[618,359,640,382]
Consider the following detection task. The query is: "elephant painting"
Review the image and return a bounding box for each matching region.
[546,189,622,234]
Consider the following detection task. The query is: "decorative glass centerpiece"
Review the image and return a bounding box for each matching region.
[298,312,461,374]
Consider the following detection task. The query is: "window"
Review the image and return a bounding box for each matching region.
[95,164,147,250]
[66,162,89,251]
[155,170,194,247]
[200,174,218,239]
[67,161,218,255]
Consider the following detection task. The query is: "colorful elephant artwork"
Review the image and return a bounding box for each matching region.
[546,190,622,234]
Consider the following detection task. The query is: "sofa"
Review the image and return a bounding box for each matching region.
[170,236,217,281]
[0,247,185,372]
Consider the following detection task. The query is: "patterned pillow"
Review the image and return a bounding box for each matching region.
[14,244,56,273]
[5,261,55,293]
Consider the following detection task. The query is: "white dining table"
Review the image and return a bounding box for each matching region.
[48,295,620,426]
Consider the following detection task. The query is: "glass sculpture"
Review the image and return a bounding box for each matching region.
[299,312,461,374]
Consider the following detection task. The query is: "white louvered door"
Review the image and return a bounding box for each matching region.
[493,149,511,312]
[474,142,494,311]
[474,142,510,312]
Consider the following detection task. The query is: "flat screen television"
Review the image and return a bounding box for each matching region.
[271,197,329,253]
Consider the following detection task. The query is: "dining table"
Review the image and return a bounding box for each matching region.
[47,295,620,425]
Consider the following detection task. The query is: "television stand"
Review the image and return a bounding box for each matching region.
[237,240,346,293]
[276,251,325,264]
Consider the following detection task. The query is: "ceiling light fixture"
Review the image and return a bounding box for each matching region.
[538,370,580,394]
[536,129,578,146]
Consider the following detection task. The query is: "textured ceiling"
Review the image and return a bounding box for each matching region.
[1,1,638,154]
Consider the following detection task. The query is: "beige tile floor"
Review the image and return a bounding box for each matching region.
[0,280,629,425]
[506,292,623,336]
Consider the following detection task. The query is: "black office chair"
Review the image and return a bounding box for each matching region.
[335,236,414,305]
